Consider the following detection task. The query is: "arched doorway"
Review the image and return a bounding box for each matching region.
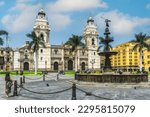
[54,62,59,71]
[81,62,85,70]
[68,60,73,70]
[24,62,29,70]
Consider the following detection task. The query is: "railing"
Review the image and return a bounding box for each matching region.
[4,73,112,100]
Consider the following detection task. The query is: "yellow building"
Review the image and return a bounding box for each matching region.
[111,42,140,72]
[143,49,150,71]
[111,41,150,72]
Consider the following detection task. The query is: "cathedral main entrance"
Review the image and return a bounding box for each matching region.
[81,62,85,70]
[54,62,59,71]
[68,60,73,70]
[24,62,29,70]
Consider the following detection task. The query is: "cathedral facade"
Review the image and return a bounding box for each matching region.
[1,9,100,71]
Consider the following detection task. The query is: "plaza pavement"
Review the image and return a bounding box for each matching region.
[1,73,150,100]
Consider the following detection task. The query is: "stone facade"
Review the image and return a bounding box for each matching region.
[0,47,14,71]
[1,9,100,71]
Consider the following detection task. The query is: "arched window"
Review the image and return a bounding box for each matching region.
[92,38,95,45]
[41,49,43,53]
[82,51,85,55]
[54,62,59,71]
[40,33,44,40]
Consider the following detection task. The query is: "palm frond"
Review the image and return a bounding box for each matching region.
[98,36,114,51]
[132,44,139,51]
[97,45,103,52]
[132,32,150,52]
[65,34,84,52]
[26,31,45,52]
[0,37,4,45]
[0,30,8,36]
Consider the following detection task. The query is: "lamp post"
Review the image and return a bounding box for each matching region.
[45,60,47,71]
[5,48,10,71]
[90,59,95,71]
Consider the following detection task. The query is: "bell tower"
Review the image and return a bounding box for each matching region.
[33,8,51,71]
[84,17,98,49]
[33,8,50,44]
[83,17,100,69]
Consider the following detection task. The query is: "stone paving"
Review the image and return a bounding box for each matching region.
[1,73,150,100]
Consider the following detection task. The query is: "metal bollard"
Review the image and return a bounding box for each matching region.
[72,83,76,100]
[75,73,77,80]
[20,77,23,87]
[56,74,59,81]
[13,80,18,96]
[5,72,12,97]
[43,74,45,81]
[23,76,25,83]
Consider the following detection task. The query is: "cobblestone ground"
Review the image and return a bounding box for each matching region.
[1,73,150,100]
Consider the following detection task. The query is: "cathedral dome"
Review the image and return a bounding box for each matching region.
[87,16,94,23]
[38,8,46,16]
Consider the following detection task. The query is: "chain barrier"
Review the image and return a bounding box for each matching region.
[18,85,72,95]
[76,87,112,100]
[11,82,113,100]
[59,75,72,78]
[25,76,43,80]
[4,72,113,100]
[45,75,57,79]
[17,84,23,95]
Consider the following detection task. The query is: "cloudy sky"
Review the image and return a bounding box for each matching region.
[0,0,150,48]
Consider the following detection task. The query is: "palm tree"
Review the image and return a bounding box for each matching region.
[26,31,45,74]
[131,32,150,72]
[98,36,114,52]
[0,30,8,46]
[65,34,85,71]
[65,34,84,52]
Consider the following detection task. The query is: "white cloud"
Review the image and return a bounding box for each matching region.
[1,1,71,33]
[95,10,150,36]
[46,0,107,13]
[146,3,150,10]
[48,14,71,31]
[1,0,107,33]
[45,0,107,31]
[2,3,42,33]
[16,0,33,3]
[0,1,5,7]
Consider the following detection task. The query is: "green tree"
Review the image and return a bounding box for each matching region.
[26,31,45,74]
[131,32,150,72]
[98,36,114,52]
[65,34,85,71]
[0,30,8,46]
[65,34,84,52]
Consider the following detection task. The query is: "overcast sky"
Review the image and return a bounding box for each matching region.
[0,0,150,48]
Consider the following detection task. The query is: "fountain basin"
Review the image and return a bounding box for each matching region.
[75,74,148,83]
[98,51,117,56]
